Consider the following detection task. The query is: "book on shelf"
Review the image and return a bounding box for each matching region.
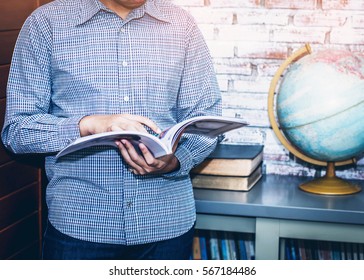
[56,115,247,159]
[245,238,255,260]
[191,144,264,177]
[237,235,248,260]
[192,236,202,260]
[209,231,221,260]
[191,165,262,192]
[220,232,230,260]
[199,233,208,260]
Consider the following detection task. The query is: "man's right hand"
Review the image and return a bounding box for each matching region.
[79,114,161,136]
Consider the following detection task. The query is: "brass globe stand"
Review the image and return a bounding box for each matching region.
[268,44,361,195]
[300,162,361,195]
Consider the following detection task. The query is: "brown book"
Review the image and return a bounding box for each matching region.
[191,144,263,176]
[192,236,202,260]
[192,165,262,191]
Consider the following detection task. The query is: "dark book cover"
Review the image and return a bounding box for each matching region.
[208,144,264,159]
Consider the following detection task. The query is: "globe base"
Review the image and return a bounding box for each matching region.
[299,176,361,195]
[299,162,361,195]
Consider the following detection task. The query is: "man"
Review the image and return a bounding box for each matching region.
[1,0,221,259]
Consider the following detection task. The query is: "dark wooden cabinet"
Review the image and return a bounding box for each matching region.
[0,0,52,260]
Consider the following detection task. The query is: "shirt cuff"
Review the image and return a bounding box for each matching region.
[162,145,193,179]
[58,116,85,149]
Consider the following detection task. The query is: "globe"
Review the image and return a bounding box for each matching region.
[268,44,364,195]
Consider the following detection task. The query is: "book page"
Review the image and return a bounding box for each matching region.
[159,116,247,149]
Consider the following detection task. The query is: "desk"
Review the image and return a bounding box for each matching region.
[194,175,364,259]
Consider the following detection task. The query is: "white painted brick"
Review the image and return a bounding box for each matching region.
[222,92,267,110]
[216,78,229,91]
[236,42,288,59]
[220,126,266,145]
[215,25,270,42]
[213,58,253,75]
[189,8,234,24]
[322,0,364,10]
[272,27,327,43]
[207,41,235,58]
[197,24,215,40]
[257,62,284,77]
[352,13,364,28]
[223,108,270,127]
[265,0,316,10]
[172,0,204,7]
[209,0,260,8]
[236,9,290,25]
[234,77,272,93]
[293,11,349,27]
[330,27,364,44]
[265,162,317,177]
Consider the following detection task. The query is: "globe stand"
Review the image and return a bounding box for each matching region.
[268,44,361,196]
[299,162,361,195]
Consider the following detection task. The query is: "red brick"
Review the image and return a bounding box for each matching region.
[237,43,288,59]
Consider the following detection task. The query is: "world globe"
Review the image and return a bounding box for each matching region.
[268,44,364,195]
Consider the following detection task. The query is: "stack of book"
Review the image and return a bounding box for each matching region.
[191,144,264,191]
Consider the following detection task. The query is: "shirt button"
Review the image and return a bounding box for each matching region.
[124,95,130,102]
[122,61,128,67]
[120,28,126,33]
[126,202,133,208]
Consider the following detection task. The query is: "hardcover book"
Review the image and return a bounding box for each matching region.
[191,144,264,177]
[56,115,247,159]
[191,165,262,191]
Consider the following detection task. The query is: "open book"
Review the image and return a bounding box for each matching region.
[56,115,247,159]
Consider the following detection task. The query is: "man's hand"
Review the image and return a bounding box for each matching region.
[116,140,180,175]
[79,114,161,136]
[79,114,178,175]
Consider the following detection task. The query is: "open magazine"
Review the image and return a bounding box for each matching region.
[56,115,248,159]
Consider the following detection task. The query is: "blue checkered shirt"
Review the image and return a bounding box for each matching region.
[1,0,222,245]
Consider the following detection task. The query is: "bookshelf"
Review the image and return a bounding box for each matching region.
[194,174,364,260]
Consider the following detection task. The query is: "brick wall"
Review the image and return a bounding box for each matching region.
[0,0,52,260]
[173,0,364,180]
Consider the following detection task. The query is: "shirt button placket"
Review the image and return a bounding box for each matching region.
[118,24,132,112]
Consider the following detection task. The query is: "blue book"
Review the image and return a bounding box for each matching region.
[238,238,248,260]
[220,232,230,260]
[209,231,221,260]
[199,234,208,260]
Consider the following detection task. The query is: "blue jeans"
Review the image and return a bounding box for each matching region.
[42,221,195,260]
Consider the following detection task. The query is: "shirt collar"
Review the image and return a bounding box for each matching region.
[75,0,103,26]
[75,0,170,26]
